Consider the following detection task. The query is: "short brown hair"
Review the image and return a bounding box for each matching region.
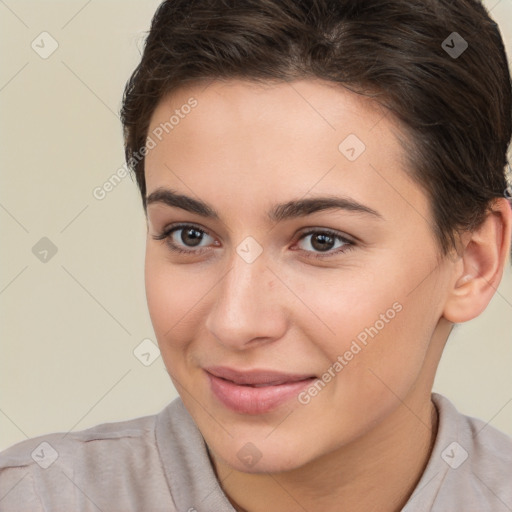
[120,0,512,260]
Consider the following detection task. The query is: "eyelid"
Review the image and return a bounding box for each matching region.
[155,222,356,242]
[293,227,355,259]
[152,222,357,259]
[154,222,216,250]
[296,226,356,243]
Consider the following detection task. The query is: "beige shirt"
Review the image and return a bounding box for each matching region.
[1,393,511,511]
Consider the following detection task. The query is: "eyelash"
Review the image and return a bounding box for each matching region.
[151,223,356,259]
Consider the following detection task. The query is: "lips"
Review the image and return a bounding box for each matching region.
[204,366,317,414]
[205,366,316,386]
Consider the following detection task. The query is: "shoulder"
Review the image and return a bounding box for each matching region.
[0,412,157,469]
[426,393,512,511]
[433,392,512,467]
[0,408,176,511]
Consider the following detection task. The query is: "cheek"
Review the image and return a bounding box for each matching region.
[299,262,434,399]
[144,248,196,346]
[292,264,404,359]
[289,281,435,450]
[145,252,173,336]
[144,246,217,369]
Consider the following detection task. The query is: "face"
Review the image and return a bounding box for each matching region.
[144,79,453,473]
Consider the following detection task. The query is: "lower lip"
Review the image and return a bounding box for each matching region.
[206,372,316,415]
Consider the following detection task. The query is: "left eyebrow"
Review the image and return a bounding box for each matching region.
[145,187,384,222]
[269,196,384,222]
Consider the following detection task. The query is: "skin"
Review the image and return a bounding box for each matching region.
[143,78,512,512]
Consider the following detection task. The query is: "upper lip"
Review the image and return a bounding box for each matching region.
[205,366,316,386]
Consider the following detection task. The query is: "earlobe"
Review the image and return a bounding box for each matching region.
[442,198,512,324]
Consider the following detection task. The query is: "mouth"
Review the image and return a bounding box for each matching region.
[204,366,317,415]
[204,365,316,386]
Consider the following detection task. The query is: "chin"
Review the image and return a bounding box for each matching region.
[227,453,306,475]
[211,435,320,475]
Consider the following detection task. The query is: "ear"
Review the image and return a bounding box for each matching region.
[442,198,512,323]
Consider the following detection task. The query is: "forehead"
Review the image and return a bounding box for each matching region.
[148,78,389,139]
[144,79,429,226]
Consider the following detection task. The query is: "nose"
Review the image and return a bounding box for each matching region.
[205,248,288,351]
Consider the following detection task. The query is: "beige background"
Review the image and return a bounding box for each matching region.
[1,0,511,452]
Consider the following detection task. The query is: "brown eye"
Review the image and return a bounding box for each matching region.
[152,223,215,255]
[178,227,205,247]
[296,229,355,259]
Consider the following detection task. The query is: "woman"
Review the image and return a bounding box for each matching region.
[1,0,511,510]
